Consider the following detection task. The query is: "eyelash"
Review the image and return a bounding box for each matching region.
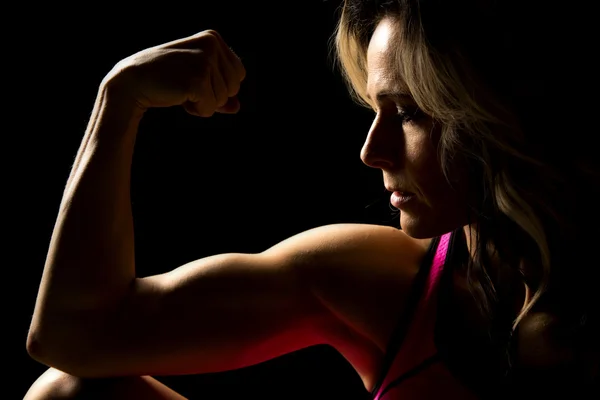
[396,108,423,123]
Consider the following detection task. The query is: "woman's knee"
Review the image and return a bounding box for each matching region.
[25,368,85,399]
[24,367,187,400]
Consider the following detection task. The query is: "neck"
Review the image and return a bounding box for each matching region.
[462,224,531,316]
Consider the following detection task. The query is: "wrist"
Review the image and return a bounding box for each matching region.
[99,70,147,121]
[88,79,145,146]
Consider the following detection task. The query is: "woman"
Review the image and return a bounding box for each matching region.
[25,1,598,399]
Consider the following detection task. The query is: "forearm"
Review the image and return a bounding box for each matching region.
[29,83,144,342]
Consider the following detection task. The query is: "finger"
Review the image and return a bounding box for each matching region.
[226,47,246,83]
[182,101,201,117]
[187,71,217,117]
[209,30,246,82]
[193,31,240,98]
[217,49,241,97]
[211,66,229,108]
[170,30,246,88]
[216,96,241,114]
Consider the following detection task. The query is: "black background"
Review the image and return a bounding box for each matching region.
[12,1,401,398]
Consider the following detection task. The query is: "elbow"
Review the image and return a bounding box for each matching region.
[26,285,139,378]
[26,325,97,378]
[26,330,45,364]
[26,323,57,366]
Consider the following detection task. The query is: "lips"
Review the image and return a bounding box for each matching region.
[386,187,414,196]
[390,191,416,208]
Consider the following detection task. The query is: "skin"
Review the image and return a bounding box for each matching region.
[361,18,475,240]
[366,13,546,361]
[366,16,564,368]
[25,28,431,398]
[25,18,564,400]
[364,17,527,305]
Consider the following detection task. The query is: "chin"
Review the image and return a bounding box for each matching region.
[399,211,463,239]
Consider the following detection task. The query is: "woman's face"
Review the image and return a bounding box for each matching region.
[361,17,473,239]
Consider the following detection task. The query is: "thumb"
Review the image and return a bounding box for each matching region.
[216,96,240,114]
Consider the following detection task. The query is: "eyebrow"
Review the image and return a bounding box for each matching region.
[365,90,413,103]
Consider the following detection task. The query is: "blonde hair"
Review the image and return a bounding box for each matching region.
[332,0,599,341]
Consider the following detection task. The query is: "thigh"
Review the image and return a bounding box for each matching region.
[24,367,188,400]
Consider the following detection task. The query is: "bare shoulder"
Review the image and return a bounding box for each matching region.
[264,223,432,351]
[265,223,430,269]
[515,310,599,394]
[517,311,597,367]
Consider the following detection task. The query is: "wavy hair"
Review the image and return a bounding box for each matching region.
[332,0,599,384]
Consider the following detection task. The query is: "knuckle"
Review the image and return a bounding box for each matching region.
[202,31,221,50]
[194,29,217,39]
[203,29,219,37]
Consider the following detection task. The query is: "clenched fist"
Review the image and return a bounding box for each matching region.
[103,30,246,117]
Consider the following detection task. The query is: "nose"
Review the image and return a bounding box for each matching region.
[360,116,401,169]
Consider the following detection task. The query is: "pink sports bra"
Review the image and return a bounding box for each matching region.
[371,231,478,399]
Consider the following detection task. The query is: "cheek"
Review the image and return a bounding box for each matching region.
[404,123,471,207]
[405,132,446,196]
[414,164,451,205]
[409,145,471,211]
[425,156,474,212]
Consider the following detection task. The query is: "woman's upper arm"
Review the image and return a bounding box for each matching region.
[41,250,331,378]
[33,223,423,378]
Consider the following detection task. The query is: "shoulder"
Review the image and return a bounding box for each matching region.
[516,311,575,367]
[515,310,599,390]
[264,223,431,261]
[264,223,431,281]
[264,223,433,350]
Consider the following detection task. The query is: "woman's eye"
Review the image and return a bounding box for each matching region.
[396,108,423,123]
